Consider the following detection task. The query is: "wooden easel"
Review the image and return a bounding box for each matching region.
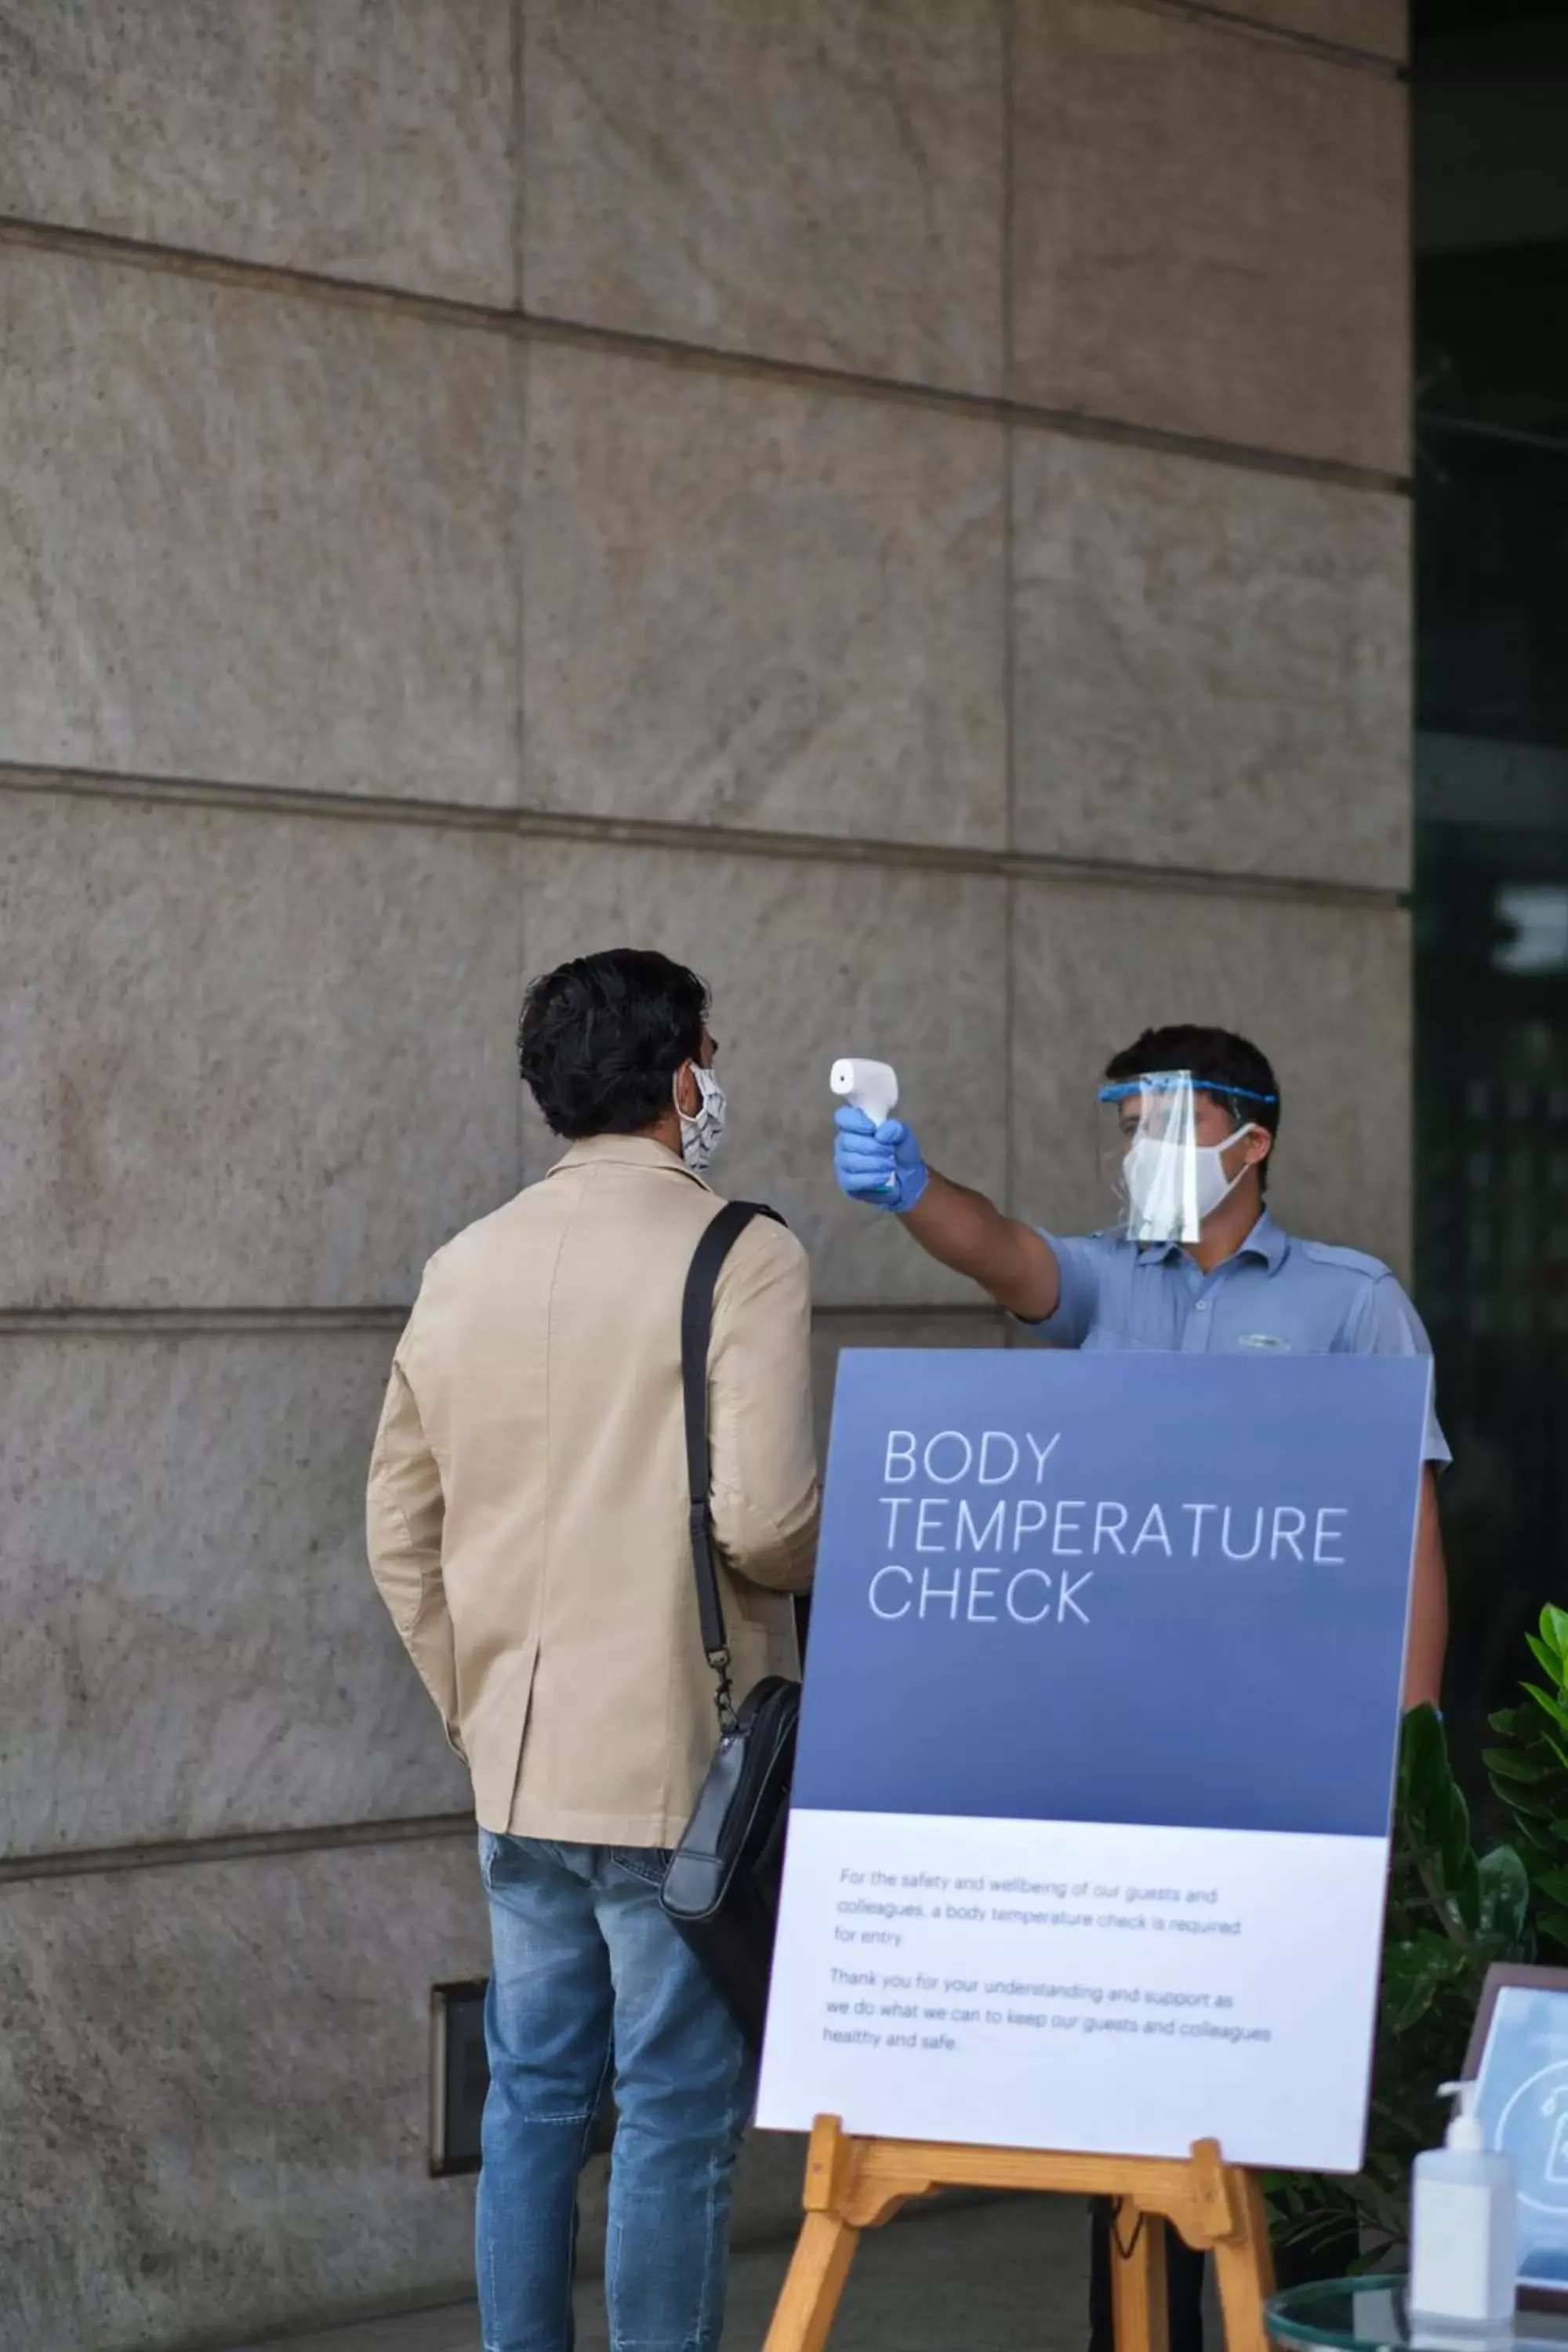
[763,2114,1276,2352]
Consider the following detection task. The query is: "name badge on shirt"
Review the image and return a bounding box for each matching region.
[1238,1332,1292,1352]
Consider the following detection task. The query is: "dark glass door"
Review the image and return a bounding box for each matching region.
[1413,0,1568,1779]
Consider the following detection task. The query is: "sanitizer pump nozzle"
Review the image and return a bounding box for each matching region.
[1442,2081,1486,2154]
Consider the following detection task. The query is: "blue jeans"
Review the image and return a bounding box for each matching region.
[476,1834,757,2352]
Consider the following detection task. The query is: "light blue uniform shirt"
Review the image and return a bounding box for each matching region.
[1022,1209,1450,1465]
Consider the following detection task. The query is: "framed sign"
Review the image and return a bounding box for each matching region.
[1465,1963,1568,2304]
[756,1348,1431,2172]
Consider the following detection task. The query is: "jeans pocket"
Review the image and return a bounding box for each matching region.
[608,1846,671,1888]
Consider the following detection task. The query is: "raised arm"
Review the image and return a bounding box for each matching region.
[833,1107,1061,1323]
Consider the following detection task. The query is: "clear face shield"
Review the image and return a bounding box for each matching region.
[1098,1070,1271,1246]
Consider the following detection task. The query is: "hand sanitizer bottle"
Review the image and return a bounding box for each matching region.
[1409,2081,1515,2332]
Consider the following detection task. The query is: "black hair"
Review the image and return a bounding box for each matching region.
[517,949,710,1139]
[1103,1025,1280,1189]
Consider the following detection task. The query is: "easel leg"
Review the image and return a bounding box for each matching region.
[762,2210,862,2352]
[1110,2205,1170,2352]
[1211,2173,1276,2352]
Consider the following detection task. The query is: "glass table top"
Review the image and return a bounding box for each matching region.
[1269,2280,1568,2352]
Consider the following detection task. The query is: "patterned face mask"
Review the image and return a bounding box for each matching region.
[676,1062,728,1174]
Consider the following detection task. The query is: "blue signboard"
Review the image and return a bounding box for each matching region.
[758,1348,1431,2170]
[794,1350,1427,1839]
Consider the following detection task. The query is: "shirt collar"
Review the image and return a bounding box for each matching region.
[547,1133,712,1190]
[1135,1210,1288,1275]
[1243,1210,1290,1272]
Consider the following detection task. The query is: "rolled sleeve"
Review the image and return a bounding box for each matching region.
[1013,1232,1105,1349]
[1345,1275,1452,1467]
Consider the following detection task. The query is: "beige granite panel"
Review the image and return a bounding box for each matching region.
[0,796,524,1308]
[1012,435,1411,887]
[1010,0,1408,474]
[1210,1,1407,60]
[0,1332,470,1860]
[524,344,1007,849]
[0,1836,488,2350]
[519,842,1007,1308]
[1010,881,1411,1278]
[0,2,514,303]
[523,0,1005,392]
[0,247,519,802]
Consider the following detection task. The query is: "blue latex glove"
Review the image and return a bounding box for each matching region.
[833,1104,929,1214]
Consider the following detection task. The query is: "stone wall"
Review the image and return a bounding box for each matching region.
[0,4,1410,2345]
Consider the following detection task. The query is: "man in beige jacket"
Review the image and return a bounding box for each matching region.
[367,947,819,2352]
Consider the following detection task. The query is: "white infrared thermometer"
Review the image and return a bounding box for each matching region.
[829,1058,900,1127]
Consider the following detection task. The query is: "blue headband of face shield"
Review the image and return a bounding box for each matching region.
[1096,1078,1279,1107]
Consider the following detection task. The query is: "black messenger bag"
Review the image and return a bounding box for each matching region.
[659,1200,802,2051]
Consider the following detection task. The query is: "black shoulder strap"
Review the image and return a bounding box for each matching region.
[681,1201,786,1702]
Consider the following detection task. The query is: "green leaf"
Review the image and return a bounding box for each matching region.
[1380,1931,1478,2030]
[1450,1828,1481,1907]
[1510,1792,1558,1824]
[1541,1605,1568,1664]
[1478,1846,1532,1947]
[1486,1746,1548,1785]
[1527,1633,1559,1680]
[1524,1682,1568,1739]
[1402,1701,1445,1756]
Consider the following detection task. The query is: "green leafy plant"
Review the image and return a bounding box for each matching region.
[1270,1704,1530,2264]
[1487,1604,1568,1957]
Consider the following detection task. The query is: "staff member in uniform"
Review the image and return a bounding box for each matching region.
[833,1021,1447,2352]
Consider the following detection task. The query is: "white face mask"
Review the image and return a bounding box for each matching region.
[1124,1124,1259,1241]
[676,1063,727,1174]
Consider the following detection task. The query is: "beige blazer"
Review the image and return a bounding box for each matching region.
[365,1135,820,1844]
